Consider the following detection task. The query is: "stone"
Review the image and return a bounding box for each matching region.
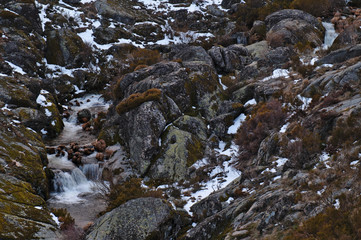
[77,109,92,123]
[265,9,324,31]
[93,139,107,152]
[96,152,104,161]
[86,198,182,240]
[317,44,361,65]
[149,126,205,181]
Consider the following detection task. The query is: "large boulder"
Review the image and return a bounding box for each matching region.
[86,198,183,240]
[330,24,361,51]
[149,125,205,181]
[95,0,151,24]
[303,61,361,97]
[102,60,223,177]
[265,9,325,48]
[45,29,87,67]
[265,9,324,31]
[208,44,250,73]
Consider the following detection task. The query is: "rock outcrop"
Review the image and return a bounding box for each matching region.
[86,197,183,240]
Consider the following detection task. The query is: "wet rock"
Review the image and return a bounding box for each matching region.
[93,139,107,152]
[96,152,104,161]
[77,109,92,123]
[86,197,183,240]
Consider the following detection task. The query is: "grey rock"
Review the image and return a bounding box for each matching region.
[266,18,324,48]
[171,45,214,66]
[149,125,204,181]
[221,0,240,9]
[86,198,182,240]
[45,29,87,67]
[317,44,361,65]
[208,44,249,73]
[265,9,324,31]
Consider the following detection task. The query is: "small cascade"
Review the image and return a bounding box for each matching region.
[80,163,102,181]
[47,94,111,227]
[52,168,89,192]
[322,22,339,49]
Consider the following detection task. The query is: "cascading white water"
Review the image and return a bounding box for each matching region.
[80,163,102,181]
[47,95,111,227]
[322,22,339,49]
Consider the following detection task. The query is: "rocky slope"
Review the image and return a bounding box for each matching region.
[2,0,361,239]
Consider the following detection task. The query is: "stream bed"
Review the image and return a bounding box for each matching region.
[46,94,111,228]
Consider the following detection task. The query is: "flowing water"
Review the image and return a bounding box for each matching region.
[46,94,111,228]
[322,22,339,50]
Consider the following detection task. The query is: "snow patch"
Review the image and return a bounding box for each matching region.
[262,69,290,82]
[227,113,246,134]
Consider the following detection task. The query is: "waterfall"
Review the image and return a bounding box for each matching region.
[322,22,338,50]
[80,163,102,181]
[53,168,89,192]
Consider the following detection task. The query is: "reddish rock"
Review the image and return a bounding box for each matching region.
[93,139,107,152]
[96,152,104,161]
[46,147,56,154]
[105,149,115,159]
[83,147,94,155]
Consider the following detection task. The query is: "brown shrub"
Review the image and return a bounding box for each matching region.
[51,208,75,231]
[290,0,345,17]
[282,123,321,168]
[128,48,161,73]
[115,88,162,115]
[284,195,361,240]
[235,99,287,163]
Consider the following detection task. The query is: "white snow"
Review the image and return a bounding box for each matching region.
[275,157,288,167]
[350,160,359,166]
[50,213,61,227]
[334,199,340,209]
[262,69,290,82]
[280,123,289,133]
[273,175,281,181]
[227,113,246,134]
[218,75,228,90]
[183,159,241,213]
[36,94,52,107]
[297,95,312,110]
[41,128,47,135]
[45,109,52,117]
[245,99,257,107]
[5,61,26,75]
[35,206,43,210]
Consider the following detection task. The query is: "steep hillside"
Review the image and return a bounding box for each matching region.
[2,0,361,239]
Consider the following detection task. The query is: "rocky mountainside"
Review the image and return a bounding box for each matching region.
[2,0,361,239]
